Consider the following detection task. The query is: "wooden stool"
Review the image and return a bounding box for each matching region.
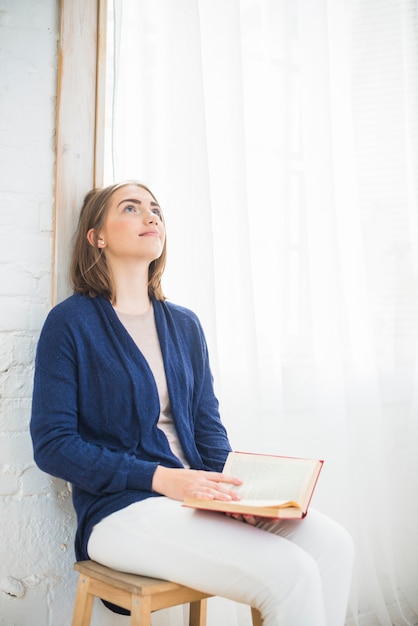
[72,560,263,626]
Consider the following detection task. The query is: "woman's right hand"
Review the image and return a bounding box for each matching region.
[151,465,242,502]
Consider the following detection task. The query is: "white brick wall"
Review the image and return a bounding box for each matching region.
[0,1,79,624]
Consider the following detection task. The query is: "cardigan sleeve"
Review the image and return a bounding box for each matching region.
[30,308,159,495]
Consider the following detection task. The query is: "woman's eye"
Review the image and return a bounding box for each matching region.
[152,208,161,217]
[123,205,137,213]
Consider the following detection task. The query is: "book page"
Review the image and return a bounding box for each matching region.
[236,499,301,508]
[223,453,319,504]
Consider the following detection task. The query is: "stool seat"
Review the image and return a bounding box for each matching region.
[72,560,263,626]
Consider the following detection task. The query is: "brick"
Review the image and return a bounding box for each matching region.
[0,264,37,296]
[20,466,51,497]
[0,431,34,470]
[0,230,53,266]
[0,266,52,309]
[0,593,49,626]
[0,333,37,364]
[1,494,76,572]
[0,299,51,332]
[0,193,53,232]
[0,397,32,432]
[0,472,19,495]
[1,364,34,399]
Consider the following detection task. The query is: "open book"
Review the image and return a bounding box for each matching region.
[184,452,324,519]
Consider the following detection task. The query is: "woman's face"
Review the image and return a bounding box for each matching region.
[96,184,166,266]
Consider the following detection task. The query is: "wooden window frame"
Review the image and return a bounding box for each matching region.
[53,0,107,304]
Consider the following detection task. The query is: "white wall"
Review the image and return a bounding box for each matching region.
[0,1,79,624]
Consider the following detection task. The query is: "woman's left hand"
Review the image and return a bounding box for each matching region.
[225,512,259,526]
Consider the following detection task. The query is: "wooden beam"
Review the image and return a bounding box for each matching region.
[95,0,108,187]
[53,0,107,304]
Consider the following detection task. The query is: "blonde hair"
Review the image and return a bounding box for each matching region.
[70,181,167,301]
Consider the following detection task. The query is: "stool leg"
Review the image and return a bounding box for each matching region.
[130,593,151,626]
[71,575,95,626]
[189,598,207,626]
[251,606,263,626]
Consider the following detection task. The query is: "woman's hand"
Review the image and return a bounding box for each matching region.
[225,512,259,526]
[152,466,242,502]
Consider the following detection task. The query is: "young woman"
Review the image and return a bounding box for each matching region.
[30,181,354,626]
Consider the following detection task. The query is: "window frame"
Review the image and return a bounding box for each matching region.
[53,0,107,303]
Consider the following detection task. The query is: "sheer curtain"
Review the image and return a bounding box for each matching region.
[102,1,418,624]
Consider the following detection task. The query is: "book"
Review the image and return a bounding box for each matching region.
[184,451,324,519]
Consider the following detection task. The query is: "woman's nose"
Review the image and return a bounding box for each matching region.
[145,209,159,223]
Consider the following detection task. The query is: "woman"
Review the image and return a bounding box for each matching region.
[31,181,354,626]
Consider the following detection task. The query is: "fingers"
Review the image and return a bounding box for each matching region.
[191,472,242,501]
[151,466,243,502]
[213,472,243,487]
[191,483,239,502]
[225,512,258,526]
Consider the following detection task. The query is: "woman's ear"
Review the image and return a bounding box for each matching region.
[87,228,105,248]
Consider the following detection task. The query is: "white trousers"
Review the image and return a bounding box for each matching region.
[87,497,354,626]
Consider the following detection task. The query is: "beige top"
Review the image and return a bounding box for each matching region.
[115,305,189,468]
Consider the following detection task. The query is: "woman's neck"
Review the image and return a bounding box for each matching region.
[111,262,151,315]
[113,292,151,316]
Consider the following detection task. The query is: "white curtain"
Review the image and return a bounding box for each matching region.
[102,1,418,624]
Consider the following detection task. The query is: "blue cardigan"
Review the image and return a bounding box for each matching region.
[30,294,232,561]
